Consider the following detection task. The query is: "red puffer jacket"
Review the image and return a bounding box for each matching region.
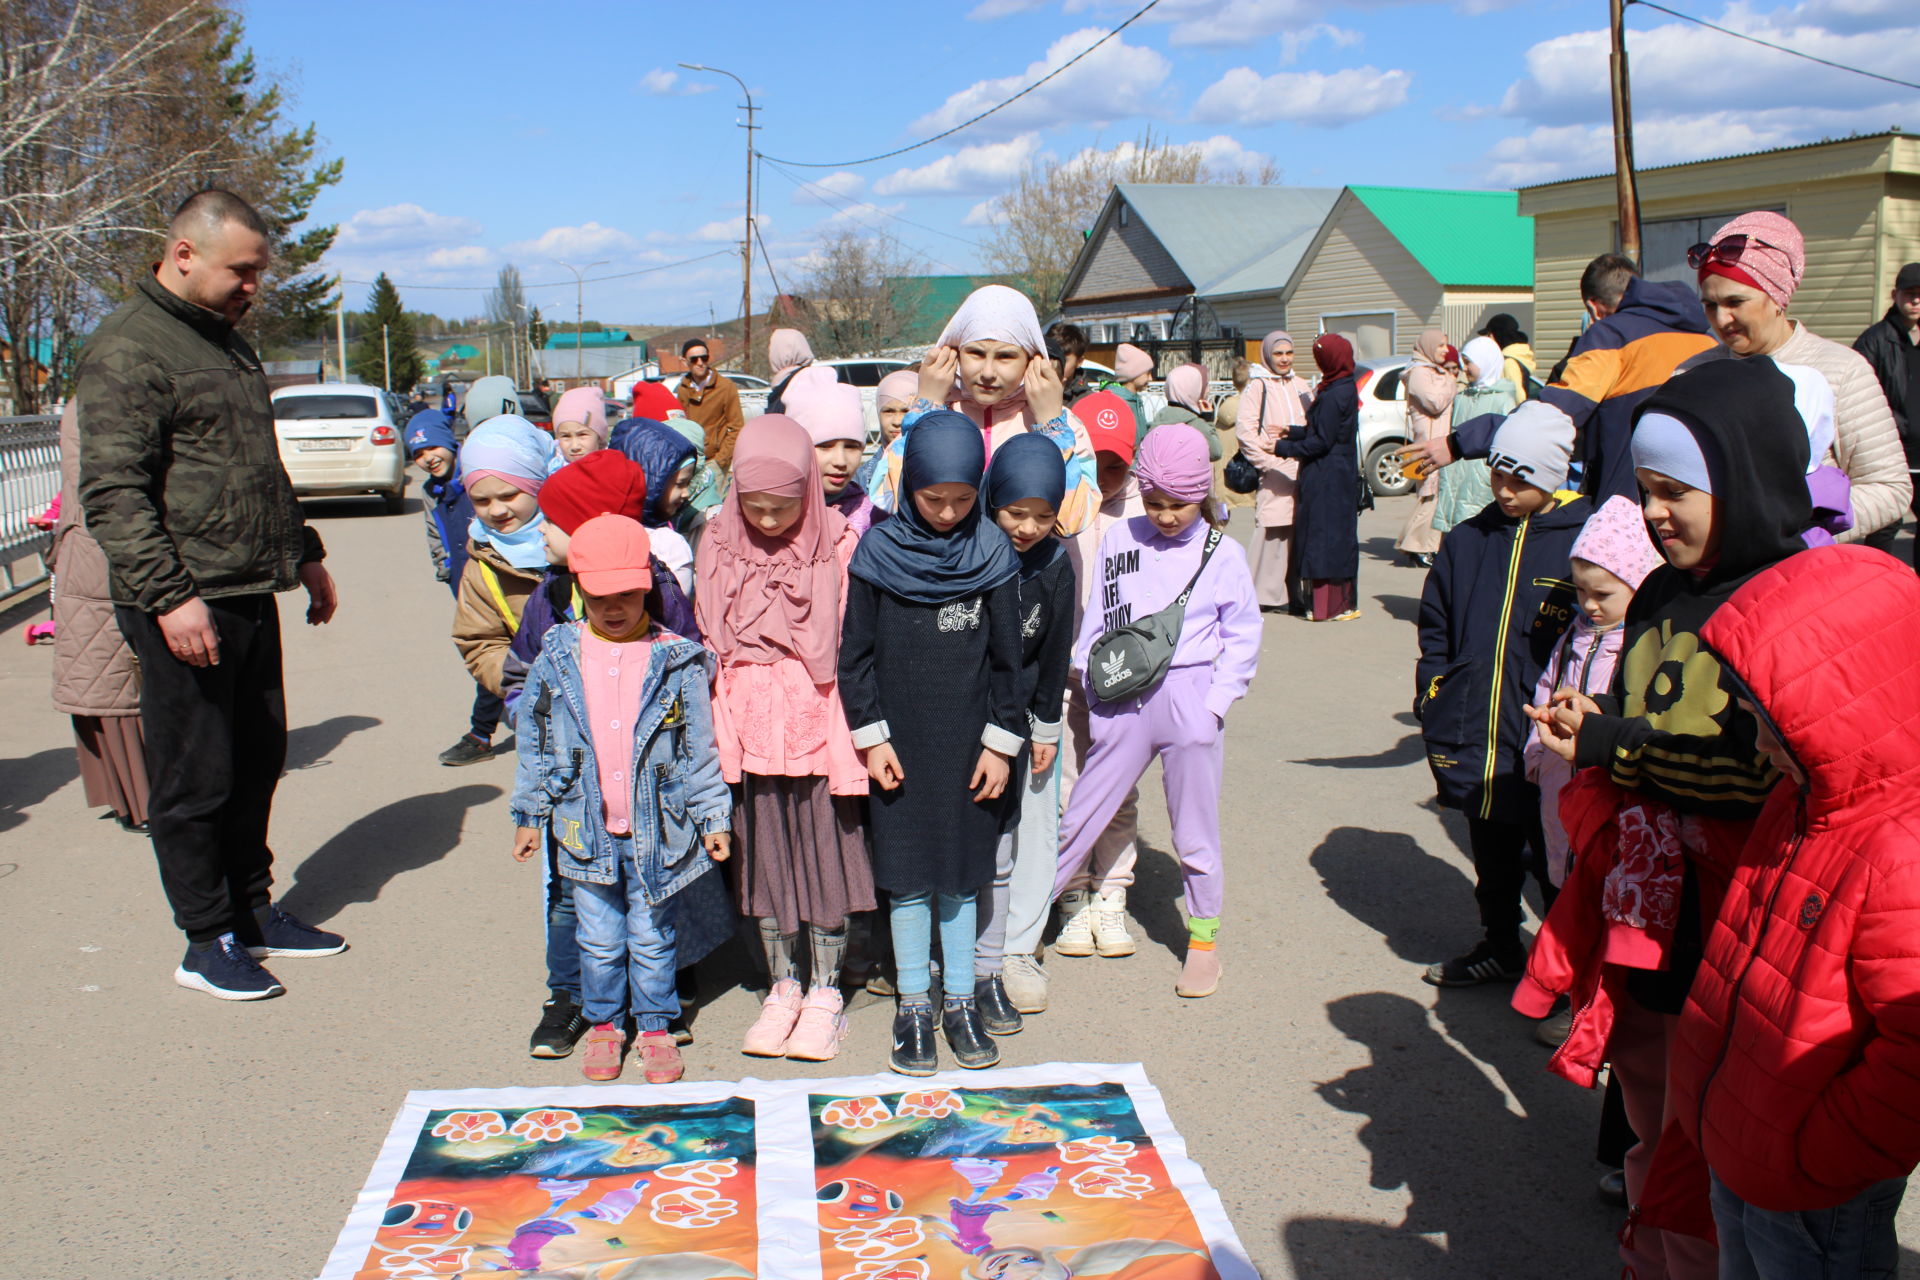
[1671,545,1920,1212]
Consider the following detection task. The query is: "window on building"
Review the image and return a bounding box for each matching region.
[1319,312,1396,363]
[1632,209,1785,286]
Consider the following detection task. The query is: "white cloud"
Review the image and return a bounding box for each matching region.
[908,30,1172,138]
[1192,65,1412,127]
[789,171,868,205]
[637,68,717,97]
[962,200,1003,228]
[967,0,1050,15]
[1192,134,1279,178]
[334,204,483,252]
[504,222,643,259]
[817,201,909,229]
[874,134,1046,196]
[423,245,495,270]
[694,216,749,243]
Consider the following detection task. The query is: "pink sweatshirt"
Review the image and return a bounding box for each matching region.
[1071,515,1263,721]
[579,629,655,836]
[1524,619,1624,885]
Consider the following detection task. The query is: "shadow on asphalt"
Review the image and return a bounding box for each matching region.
[1311,826,1476,966]
[0,745,80,833]
[1293,733,1425,770]
[276,783,500,924]
[1126,835,1189,958]
[285,714,382,771]
[1373,592,1421,624]
[1361,534,1400,564]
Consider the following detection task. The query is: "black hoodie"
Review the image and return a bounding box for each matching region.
[1574,357,1811,819]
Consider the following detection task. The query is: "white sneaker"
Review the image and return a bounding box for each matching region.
[1001,953,1050,1013]
[1053,891,1095,957]
[1091,889,1136,957]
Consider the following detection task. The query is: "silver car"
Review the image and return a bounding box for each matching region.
[272,383,408,514]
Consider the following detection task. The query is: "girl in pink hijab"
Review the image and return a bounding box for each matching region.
[1235,330,1310,612]
[550,387,608,463]
[765,328,819,415]
[1394,329,1458,565]
[694,414,870,1063]
[1150,362,1224,465]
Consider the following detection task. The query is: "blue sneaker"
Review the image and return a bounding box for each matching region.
[246,904,347,959]
[175,934,285,1001]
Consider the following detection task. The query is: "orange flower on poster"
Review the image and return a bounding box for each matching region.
[838,1258,932,1280]
[1056,1135,1137,1164]
[1069,1163,1155,1200]
[506,1109,582,1143]
[655,1157,738,1186]
[820,1096,893,1130]
[834,1216,925,1259]
[895,1090,963,1119]
[427,1112,505,1143]
[648,1185,740,1230]
[374,1243,471,1276]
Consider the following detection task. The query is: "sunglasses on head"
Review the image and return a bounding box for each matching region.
[1686,233,1780,272]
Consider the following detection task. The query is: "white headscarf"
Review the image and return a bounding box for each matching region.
[1461,335,1504,390]
[936,284,1046,355]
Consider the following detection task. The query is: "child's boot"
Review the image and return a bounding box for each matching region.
[1053,890,1095,957]
[942,995,1001,1069]
[635,1030,684,1084]
[1176,918,1221,998]
[580,1023,626,1081]
[1091,889,1136,957]
[890,997,938,1076]
[784,987,848,1062]
[741,977,804,1056]
[972,974,1024,1035]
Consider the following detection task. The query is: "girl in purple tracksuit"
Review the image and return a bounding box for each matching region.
[1052,424,1261,1000]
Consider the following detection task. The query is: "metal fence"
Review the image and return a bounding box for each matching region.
[0,414,59,600]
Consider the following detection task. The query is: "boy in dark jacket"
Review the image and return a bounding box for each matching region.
[405,411,502,767]
[1418,412,1587,986]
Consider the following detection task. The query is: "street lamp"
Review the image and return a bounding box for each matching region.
[553,258,608,383]
[678,62,757,375]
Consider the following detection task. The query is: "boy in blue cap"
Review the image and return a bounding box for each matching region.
[405,410,502,766]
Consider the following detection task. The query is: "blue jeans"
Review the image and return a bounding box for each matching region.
[1710,1170,1907,1279]
[543,834,580,1000]
[891,890,976,1000]
[571,865,679,1031]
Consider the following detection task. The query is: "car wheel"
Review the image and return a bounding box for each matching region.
[1365,439,1413,498]
[382,484,407,515]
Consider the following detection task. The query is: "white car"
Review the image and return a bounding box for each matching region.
[272,383,408,513]
[1353,359,1418,498]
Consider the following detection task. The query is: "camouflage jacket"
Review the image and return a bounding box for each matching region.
[76,274,322,614]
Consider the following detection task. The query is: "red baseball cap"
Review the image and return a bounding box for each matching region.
[569,514,653,596]
[1072,391,1137,464]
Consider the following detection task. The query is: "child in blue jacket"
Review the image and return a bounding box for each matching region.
[405,411,501,767]
[510,515,732,1085]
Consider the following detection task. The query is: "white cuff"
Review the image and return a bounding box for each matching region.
[851,721,891,749]
[1029,716,1063,745]
[981,723,1024,756]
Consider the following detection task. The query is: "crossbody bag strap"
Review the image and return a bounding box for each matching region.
[1171,527,1224,610]
[479,561,521,630]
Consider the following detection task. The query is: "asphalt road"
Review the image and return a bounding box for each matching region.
[3,486,1914,1279]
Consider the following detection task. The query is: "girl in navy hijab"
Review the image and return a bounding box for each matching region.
[838,412,1026,1076]
[617,419,699,593]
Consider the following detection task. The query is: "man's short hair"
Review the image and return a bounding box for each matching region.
[169,188,270,244]
[1045,321,1088,360]
[1580,253,1639,309]
[681,337,710,357]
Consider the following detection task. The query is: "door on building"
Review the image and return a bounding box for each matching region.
[1320,312,1396,362]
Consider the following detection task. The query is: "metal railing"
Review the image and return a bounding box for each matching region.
[0,414,59,600]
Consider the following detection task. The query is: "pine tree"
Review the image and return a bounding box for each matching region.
[349,274,422,389]
[528,306,549,352]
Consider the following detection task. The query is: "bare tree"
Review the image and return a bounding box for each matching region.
[793,227,931,359]
[485,263,528,385]
[977,130,1284,314]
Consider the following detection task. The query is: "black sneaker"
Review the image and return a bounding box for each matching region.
[668,1015,694,1047]
[890,999,938,1076]
[1423,940,1526,987]
[438,734,495,766]
[973,975,1024,1036]
[247,905,347,959]
[530,992,590,1058]
[942,996,1001,1069]
[175,934,285,1001]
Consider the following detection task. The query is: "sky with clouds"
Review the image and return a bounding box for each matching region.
[245,0,1918,328]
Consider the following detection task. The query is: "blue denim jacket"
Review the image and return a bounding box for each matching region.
[508,621,731,899]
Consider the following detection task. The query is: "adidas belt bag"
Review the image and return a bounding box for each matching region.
[1086,527,1222,704]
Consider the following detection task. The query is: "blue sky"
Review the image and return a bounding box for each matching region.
[244,0,1918,326]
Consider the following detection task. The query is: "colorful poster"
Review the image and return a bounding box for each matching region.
[319,1065,1253,1280]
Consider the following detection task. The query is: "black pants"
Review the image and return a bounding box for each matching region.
[118,595,287,944]
[1466,811,1551,947]
[470,680,503,739]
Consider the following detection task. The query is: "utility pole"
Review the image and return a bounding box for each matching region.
[485,332,493,376]
[1610,0,1642,267]
[334,292,347,383]
[680,64,756,376]
[554,259,609,384]
[382,324,391,391]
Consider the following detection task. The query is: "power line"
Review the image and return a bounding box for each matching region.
[759,163,971,274]
[339,249,737,293]
[759,0,1164,168]
[762,158,986,252]
[753,221,787,303]
[1627,0,1920,92]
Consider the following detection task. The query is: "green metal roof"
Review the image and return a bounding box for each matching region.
[885,274,1026,342]
[545,329,634,349]
[441,343,479,360]
[1348,186,1534,288]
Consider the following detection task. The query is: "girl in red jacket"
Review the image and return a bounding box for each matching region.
[1678,545,1920,1278]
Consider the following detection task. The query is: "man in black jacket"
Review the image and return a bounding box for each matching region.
[1854,263,1920,566]
[77,188,346,1001]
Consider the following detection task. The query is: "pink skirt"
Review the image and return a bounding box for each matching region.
[732,773,875,933]
[73,714,149,825]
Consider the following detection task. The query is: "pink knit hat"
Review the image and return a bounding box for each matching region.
[1134,423,1213,503]
[1114,343,1153,381]
[1570,495,1664,590]
[1701,211,1805,309]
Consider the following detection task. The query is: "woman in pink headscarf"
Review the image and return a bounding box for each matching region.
[765,328,821,415]
[1393,329,1457,565]
[1695,210,1910,544]
[1151,363,1224,473]
[695,414,870,1063]
[1235,330,1311,613]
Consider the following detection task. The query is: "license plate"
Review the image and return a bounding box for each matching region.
[296,438,352,451]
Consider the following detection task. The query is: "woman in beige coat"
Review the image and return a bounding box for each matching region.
[1394,329,1458,565]
[49,402,150,832]
[1236,330,1312,613]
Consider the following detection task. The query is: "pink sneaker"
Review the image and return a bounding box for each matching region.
[784,987,848,1062]
[742,978,804,1056]
[636,1030,684,1083]
[580,1022,626,1081]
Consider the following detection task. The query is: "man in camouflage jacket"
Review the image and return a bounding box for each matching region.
[76,189,346,1001]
